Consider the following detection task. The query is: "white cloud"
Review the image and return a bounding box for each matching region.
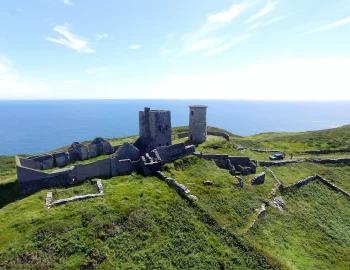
[129,44,140,50]
[63,80,87,84]
[180,0,255,56]
[312,16,350,32]
[203,34,252,56]
[266,15,286,25]
[86,67,107,73]
[0,12,10,16]
[148,57,350,100]
[246,15,286,32]
[0,56,52,99]
[246,22,262,31]
[46,23,95,53]
[95,33,108,41]
[60,0,73,5]
[245,1,278,24]
[183,39,222,54]
[207,4,242,23]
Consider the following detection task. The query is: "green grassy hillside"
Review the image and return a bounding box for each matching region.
[1,125,350,269]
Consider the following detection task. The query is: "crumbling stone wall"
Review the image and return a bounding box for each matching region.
[207,131,230,141]
[194,153,256,175]
[74,158,112,182]
[178,132,189,139]
[151,143,195,164]
[20,137,113,172]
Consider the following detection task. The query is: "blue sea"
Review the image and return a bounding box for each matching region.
[0,100,349,156]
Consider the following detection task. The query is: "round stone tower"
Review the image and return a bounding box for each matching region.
[189,105,207,143]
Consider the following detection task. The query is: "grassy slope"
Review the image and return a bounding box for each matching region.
[0,174,282,269]
[248,181,350,270]
[1,125,350,269]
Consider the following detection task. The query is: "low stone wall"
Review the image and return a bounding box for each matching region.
[259,160,303,167]
[152,143,195,164]
[207,131,230,141]
[156,171,196,200]
[264,167,282,186]
[281,176,316,192]
[250,148,280,153]
[194,153,229,160]
[315,175,350,198]
[46,179,104,207]
[301,148,350,155]
[309,158,350,165]
[178,132,189,139]
[194,153,256,175]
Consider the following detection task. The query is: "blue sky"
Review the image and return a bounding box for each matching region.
[0,0,350,100]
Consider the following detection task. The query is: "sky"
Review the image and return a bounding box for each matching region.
[0,0,350,100]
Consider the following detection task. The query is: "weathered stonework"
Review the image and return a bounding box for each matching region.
[251,173,265,185]
[189,105,207,143]
[134,107,172,153]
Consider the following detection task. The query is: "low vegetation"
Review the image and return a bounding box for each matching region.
[0,125,350,269]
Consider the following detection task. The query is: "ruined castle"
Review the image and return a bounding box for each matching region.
[16,105,256,194]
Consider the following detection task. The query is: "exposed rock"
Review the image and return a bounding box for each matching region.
[45,192,52,207]
[203,180,213,186]
[188,195,198,200]
[251,172,265,185]
[235,176,244,188]
[236,145,245,151]
[270,196,284,211]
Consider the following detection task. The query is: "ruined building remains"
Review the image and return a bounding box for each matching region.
[189,105,207,143]
[134,107,172,153]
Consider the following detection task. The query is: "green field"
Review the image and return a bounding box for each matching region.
[0,125,350,269]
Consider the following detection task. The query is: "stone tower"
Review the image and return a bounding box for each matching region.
[134,107,172,153]
[189,105,207,143]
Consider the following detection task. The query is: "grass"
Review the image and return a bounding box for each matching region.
[0,174,283,269]
[163,156,277,234]
[1,125,350,269]
[248,181,350,270]
[270,163,350,192]
[51,180,100,201]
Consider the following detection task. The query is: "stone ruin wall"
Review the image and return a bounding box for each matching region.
[23,138,114,172]
[17,142,196,195]
[193,153,257,175]
[177,131,230,141]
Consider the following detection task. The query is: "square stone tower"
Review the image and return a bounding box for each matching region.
[134,107,172,152]
[189,105,207,143]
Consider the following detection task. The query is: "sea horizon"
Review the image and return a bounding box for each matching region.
[1,99,349,156]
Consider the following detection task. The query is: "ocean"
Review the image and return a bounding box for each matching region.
[0,100,349,155]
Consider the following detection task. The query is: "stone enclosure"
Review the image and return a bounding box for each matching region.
[15,105,256,195]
